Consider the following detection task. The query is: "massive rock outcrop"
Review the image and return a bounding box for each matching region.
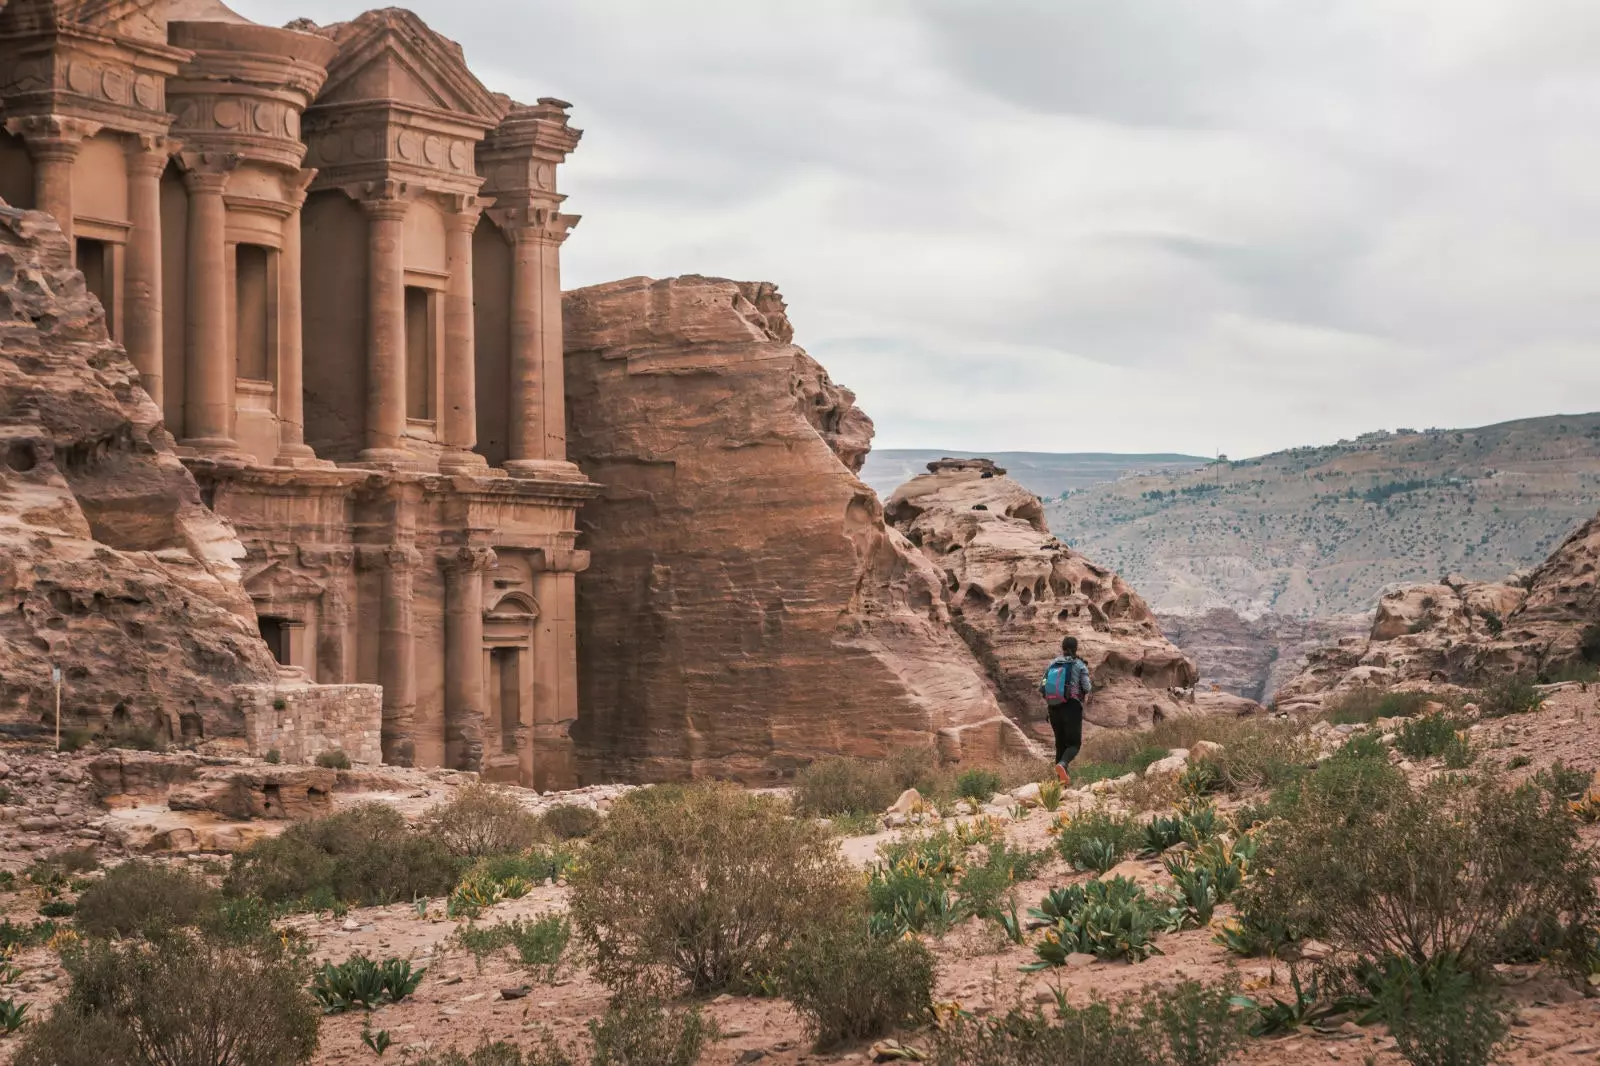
[0,202,277,742]
[886,459,1203,731]
[1276,511,1600,711]
[564,276,1031,782]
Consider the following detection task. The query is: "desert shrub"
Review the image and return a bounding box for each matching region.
[51,847,99,874]
[456,914,570,979]
[1331,730,1390,763]
[955,767,1002,804]
[308,953,425,1012]
[409,1041,569,1066]
[569,782,857,993]
[953,839,1048,921]
[1037,778,1064,811]
[264,748,282,765]
[0,919,57,952]
[885,745,947,792]
[226,803,461,909]
[313,748,351,770]
[778,920,935,1048]
[1368,954,1511,1066]
[540,803,600,840]
[868,831,963,935]
[1026,877,1186,965]
[1207,728,1314,792]
[424,783,544,858]
[75,861,217,940]
[1479,675,1543,718]
[588,999,717,1066]
[792,757,897,817]
[1395,713,1467,760]
[932,979,1244,1066]
[1245,765,1599,975]
[38,899,75,918]
[1326,688,1430,725]
[1533,759,1592,802]
[14,932,317,1066]
[1052,809,1141,873]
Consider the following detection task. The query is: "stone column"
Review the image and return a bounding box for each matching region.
[529,545,590,790]
[124,136,171,411]
[358,189,411,466]
[275,172,318,465]
[438,198,488,474]
[364,544,419,766]
[440,546,495,771]
[182,161,240,454]
[5,118,97,252]
[504,215,583,480]
[309,548,353,684]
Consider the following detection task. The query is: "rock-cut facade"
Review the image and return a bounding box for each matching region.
[0,0,595,787]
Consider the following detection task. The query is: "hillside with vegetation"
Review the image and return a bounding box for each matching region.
[1045,413,1600,617]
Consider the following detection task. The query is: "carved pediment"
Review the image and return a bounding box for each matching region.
[313,9,503,126]
[244,557,328,600]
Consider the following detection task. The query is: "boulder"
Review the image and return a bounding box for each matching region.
[887,787,926,816]
[1144,750,1190,777]
[1011,781,1042,806]
[884,459,1201,731]
[564,277,1034,781]
[0,201,277,743]
[1190,740,1225,760]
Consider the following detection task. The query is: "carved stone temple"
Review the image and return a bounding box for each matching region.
[0,0,596,787]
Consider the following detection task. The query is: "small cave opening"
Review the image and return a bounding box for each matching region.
[5,442,36,473]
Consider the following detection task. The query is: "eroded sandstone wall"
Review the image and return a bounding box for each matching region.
[0,202,278,741]
[564,275,1028,782]
[886,459,1203,731]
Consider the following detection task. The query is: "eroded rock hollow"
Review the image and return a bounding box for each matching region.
[564,276,1032,781]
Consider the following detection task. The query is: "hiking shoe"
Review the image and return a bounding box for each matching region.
[1055,764,1070,786]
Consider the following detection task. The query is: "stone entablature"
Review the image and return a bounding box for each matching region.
[0,0,595,789]
[235,677,383,766]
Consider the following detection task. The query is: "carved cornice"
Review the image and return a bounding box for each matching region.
[0,33,185,134]
[302,107,488,196]
[529,547,590,574]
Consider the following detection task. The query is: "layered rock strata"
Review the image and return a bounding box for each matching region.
[886,459,1202,731]
[564,276,1031,781]
[1276,512,1600,710]
[0,202,279,742]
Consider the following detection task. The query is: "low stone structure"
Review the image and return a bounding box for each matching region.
[234,677,381,765]
[0,1,596,787]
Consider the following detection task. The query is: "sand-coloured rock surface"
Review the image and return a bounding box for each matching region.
[886,458,1201,731]
[564,276,1028,781]
[0,203,277,742]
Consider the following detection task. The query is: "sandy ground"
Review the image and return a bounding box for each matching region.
[5,688,1600,1063]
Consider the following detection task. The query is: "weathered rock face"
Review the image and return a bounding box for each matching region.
[1276,516,1600,711]
[564,276,1031,782]
[1159,608,1371,703]
[886,458,1202,731]
[0,203,277,742]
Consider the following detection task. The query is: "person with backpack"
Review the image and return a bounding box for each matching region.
[1039,636,1092,785]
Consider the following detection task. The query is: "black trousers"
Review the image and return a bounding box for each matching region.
[1048,699,1084,769]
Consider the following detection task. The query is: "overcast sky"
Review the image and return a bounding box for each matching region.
[236,0,1600,459]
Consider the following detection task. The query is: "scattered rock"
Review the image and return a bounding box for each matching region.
[1144,750,1190,777]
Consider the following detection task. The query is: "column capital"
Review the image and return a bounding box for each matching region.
[437,545,498,575]
[125,134,180,174]
[5,115,100,157]
[350,180,413,220]
[495,205,581,246]
[283,168,317,210]
[530,547,591,574]
[443,193,491,232]
[358,544,423,572]
[180,152,240,193]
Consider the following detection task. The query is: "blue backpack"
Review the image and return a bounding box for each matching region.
[1042,657,1084,704]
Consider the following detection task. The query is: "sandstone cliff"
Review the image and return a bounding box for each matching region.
[1276,513,1600,710]
[886,459,1202,731]
[0,202,277,742]
[564,276,1030,782]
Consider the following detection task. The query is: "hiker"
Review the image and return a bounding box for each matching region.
[1039,636,1092,785]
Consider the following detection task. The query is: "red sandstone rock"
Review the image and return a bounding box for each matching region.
[0,202,278,741]
[885,459,1203,731]
[564,276,1031,782]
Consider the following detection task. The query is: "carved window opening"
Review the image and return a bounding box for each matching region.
[491,647,521,756]
[404,285,436,420]
[235,244,272,382]
[259,616,290,665]
[77,238,113,328]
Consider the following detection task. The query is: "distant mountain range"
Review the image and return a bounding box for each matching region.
[1046,413,1600,618]
[860,449,1209,500]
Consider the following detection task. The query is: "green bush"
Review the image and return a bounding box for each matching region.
[1478,675,1543,718]
[540,803,601,841]
[1052,810,1140,873]
[778,920,935,1048]
[953,839,1048,921]
[424,783,544,858]
[932,979,1244,1066]
[868,831,963,936]
[791,757,898,818]
[569,782,857,993]
[314,748,351,770]
[75,861,217,940]
[1395,713,1467,760]
[309,953,425,1013]
[226,803,461,909]
[1326,689,1430,725]
[456,915,570,980]
[955,768,1002,804]
[1369,954,1511,1066]
[14,933,317,1066]
[264,748,282,764]
[1025,877,1187,965]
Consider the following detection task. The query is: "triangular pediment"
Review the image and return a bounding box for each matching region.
[244,559,328,599]
[313,9,503,125]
